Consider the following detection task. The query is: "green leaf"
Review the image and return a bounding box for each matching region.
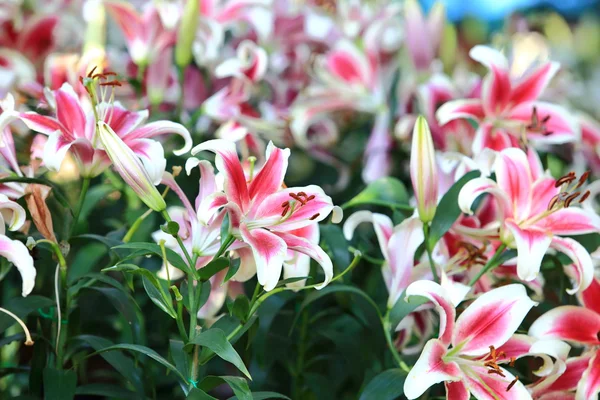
[297,285,382,322]
[388,292,428,329]
[224,257,241,283]
[113,242,194,276]
[187,389,218,400]
[0,295,54,333]
[186,328,251,380]
[86,287,140,329]
[71,234,123,250]
[43,367,77,400]
[169,340,189,382]
[358,369,407,400]
[75,383,136,398]
[89,343,186,382]
[197,257,229,281]
[231,296,250,322]
[161,220,181,236]
[102,264,176,318]
[78,184,117,222]
[320,224,350,268]
[428,170,480,249]
[199,376,252,400]
[228,392,291,400]
[75,335,144,393]
[343,177,409,209]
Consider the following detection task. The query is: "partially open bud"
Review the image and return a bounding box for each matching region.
[24,184,57,243]
[175,0,200,69]
[97,121,166,212]
[410,116,438,223]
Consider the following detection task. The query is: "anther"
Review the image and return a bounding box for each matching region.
[309,213,320,220]
[576,171,590,188]
[487,369,506,377]
[281,201,289,208]
[87,65,98,78]
[509,357,516,367]
[547,194,560,211]
[564,192,581,207]
[506,376,519,392]
[579,190,591,203]
[555,172,576,188]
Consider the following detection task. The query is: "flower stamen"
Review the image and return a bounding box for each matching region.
[506,376,519,392]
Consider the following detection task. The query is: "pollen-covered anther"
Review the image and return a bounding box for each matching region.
[579,190,591,203]
[309,213,320,220]
[564,192,581,207]
[526,106,553,136]
[554,172,576,188]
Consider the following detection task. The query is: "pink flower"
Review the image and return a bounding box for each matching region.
[1,82,191,181]
[192,139,339,291]
[437,46,577,153]
[404,281,536,400]
[459,147,599,293]
[403,0,445,71]
[104,1,176,66]
[528,278,600,400]
[215,40,268,83]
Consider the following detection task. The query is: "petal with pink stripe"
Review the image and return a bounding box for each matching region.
[529,305,600,345]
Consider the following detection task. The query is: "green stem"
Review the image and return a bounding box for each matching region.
[422,224,439,283]
[468,244,508,286]
[123,209,153,243]
[175,301,188,342]
[69,177,91,237]
[341,200,414,212]
[293,311,308,398]
[161,210,195,267]
[213,234,235,259]
[382,311,410,372]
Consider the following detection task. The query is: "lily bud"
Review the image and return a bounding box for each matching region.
[410,116,438,223]
[97,121,166,212]
[175,0,200,69]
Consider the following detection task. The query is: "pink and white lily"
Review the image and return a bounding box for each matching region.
[437,45,577,153]
[104,1,176,67]
[403,0,445,72]
[1,82,192,181]
[0,194,36,297]
[459,147,599,293]
[192,139,340,291]
[404,281,537,400]
[528,277,600,399]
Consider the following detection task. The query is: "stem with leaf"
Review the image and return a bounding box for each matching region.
[468,244,508,286]
[69,177,91,237]
[422,224,439,283]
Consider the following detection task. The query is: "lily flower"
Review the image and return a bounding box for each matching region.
[104,1,176,67]
[437,45,577,153]
[0,194,35,297]
[403,0,445,71]
[404,281,536,400]
[1,80,191,182]
[192,139,339,291]
[528,277,600,400]
[459,147,600,293]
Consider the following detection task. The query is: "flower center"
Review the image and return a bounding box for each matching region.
[80,65,122,126]
[280,192,317,220]
[457,241,488,269]
[483,346,519,392]
[526,106,553,136]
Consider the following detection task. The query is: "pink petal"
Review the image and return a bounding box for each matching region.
[495,334,535,359]
[363,109,392,183]
[471,123,516,153]
[0,235,36,296]
[509,62,559,105]
[233,246,259,282]
[542,355,591,394]
[580,278,600,315]
[452,284,536,356]
[342,210,394,258]
[550,236,594,294]
[386,217,424,307]
[18,16,58,61]
[495,148,532,219]
[458,177,512,218]
[192,139,250,213]
[529,305,600,345]
[249,142,289,206]
[405,281,455,345]
[505,220,552,282]
[103,104,148,137]
[18,112,65,136]
[239,224,287,291]
[445,381,470,400]
[481,65,512,116]
[537,207,600,236]
[529,177,559,217]
[403,339,461,399]
[197,192,229,225]
[55,83,87,139]
[325,40,373,87]
[104,1,142,44]
[576,349,600,400]
[403,0,434,71]
[436,99,485,126]
[251,185,333,232]
[464,365,530,400]
[274,229,333,289]
[527,148,545,181]
[195,160,218,211]
[160,172,195,218]
[509,101,577,144]
[126,120,192,156]
[43,130,74,172]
